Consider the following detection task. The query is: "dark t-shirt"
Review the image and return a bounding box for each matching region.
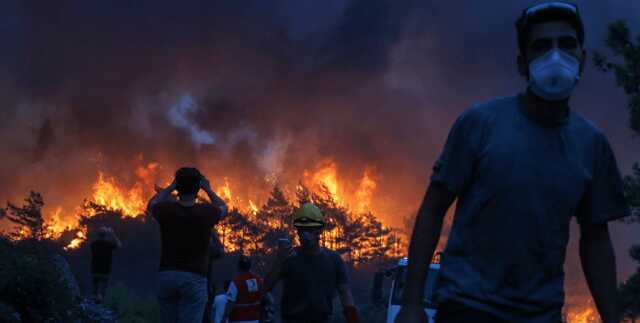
[152,201,223,276]
[431,95,630,323]
[91,239,116,275]
[280,248,349,319]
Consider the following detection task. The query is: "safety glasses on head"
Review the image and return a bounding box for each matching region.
[524,2,577,17]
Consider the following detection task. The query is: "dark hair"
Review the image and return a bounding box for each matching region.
[175,167,202,195]
[238,255,252,271]
[515,2,585,55]
[224,280,231,291]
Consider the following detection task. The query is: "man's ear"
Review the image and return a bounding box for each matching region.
[517,54,528,79]
[578,49,587,78]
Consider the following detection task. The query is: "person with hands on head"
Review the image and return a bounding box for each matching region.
[147,167,228,323]
[263,203,361,323]
[396,2,630,323]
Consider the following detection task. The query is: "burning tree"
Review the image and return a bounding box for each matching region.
[594,19,640,323]
[256,185,295,253]
[3,191,49,240]
[214,182,403,269]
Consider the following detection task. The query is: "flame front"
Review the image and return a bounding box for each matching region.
[91,172,146,217]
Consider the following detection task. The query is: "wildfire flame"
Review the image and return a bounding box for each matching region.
[566,299,599,323]
[91,172,146,217]
[308,160,340,201]
[355,168,377,213]
[15,157,387,253]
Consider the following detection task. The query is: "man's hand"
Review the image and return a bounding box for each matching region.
[200,176,212,192]
[395,304,428,323]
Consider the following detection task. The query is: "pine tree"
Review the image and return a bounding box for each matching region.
[4,191,48,240]
[257,185,295,254]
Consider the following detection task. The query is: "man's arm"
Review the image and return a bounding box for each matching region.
[338,284,361,323]
[579,222,620,323]
[397,182,455,322]
[147,181,176,216]
[200,177,228,217]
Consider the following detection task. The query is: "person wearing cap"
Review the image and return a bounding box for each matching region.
[264,203,361,323]
[223,255,266,323]
[147,167,228,323]
[90,226,122,303]
[396,2,630,323]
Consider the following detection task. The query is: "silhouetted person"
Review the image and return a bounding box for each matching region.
[396,3,631,323]
[148,167,228,323]
[90,226,121,303]
[224,255,268,323]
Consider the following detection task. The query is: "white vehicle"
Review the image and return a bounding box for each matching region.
[374,255,441,323]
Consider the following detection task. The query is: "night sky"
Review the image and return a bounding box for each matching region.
[0,0,639,299]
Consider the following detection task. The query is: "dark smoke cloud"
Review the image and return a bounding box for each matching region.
[1,1,639,303]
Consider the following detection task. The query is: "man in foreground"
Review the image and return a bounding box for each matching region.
[148,167,228,323]
[396,2,630,323]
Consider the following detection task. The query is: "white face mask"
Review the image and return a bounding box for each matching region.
[528,49,580,101]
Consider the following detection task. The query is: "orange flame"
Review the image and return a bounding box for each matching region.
[248,200,259,215]
[566,301,599,323]
[65,229,87,250]
[91,172,146,217]
[309,160,340,201]
[355,168,377,213]
[217,178,234,208]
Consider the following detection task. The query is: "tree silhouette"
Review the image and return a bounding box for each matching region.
[256,185,295,253]
[594,19,640,322]
[4,191,49,240]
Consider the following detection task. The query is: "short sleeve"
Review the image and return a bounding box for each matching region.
[333,252,349,286]
[430,109,482,195]
[576,134,630,225]
[199,204,222,227]
[151,202,169,222]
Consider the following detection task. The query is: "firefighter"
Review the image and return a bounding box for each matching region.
[264,203,361,323]
[224,255,265,323]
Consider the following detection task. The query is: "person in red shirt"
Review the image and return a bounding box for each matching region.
[224,255,265,323]
[147,167,228,323]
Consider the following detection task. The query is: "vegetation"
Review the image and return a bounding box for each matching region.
[594,20,640,322]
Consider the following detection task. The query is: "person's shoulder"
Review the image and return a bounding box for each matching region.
[154,201,177,211]
[466,96,517,117]
[322,248,344,262]
[569,110,603,133]
[455,95,515,127]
